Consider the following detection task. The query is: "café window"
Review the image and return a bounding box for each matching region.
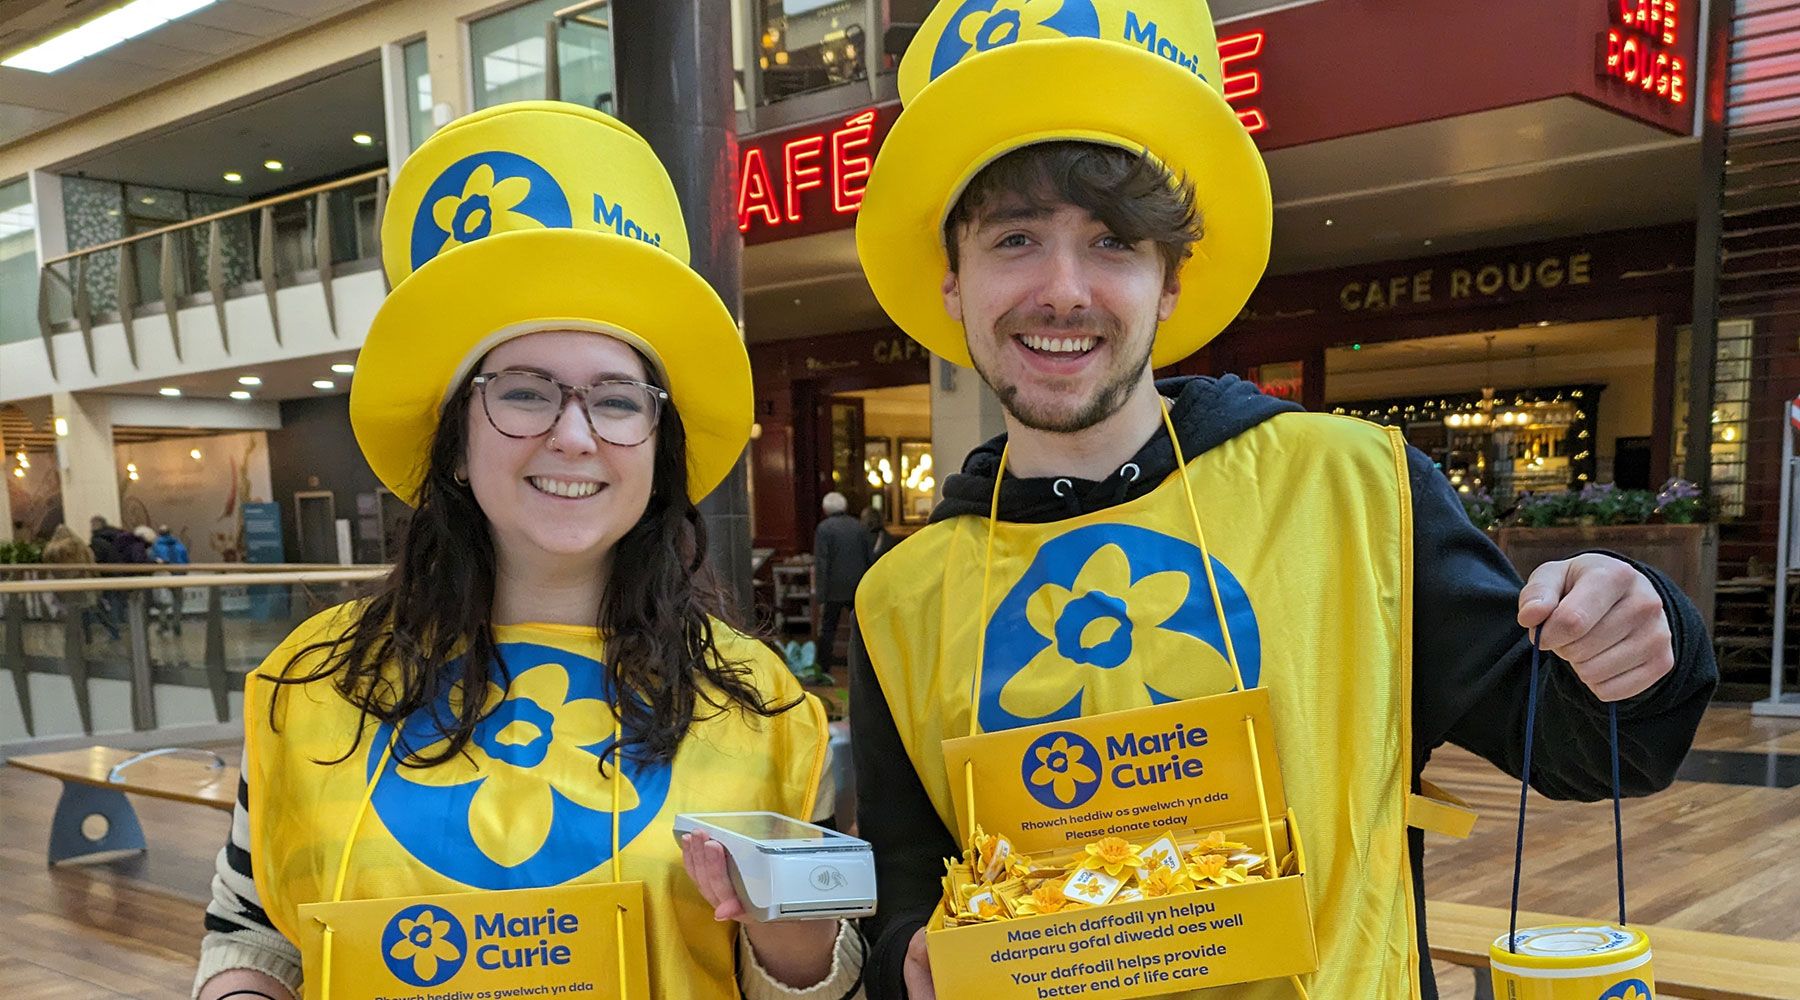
[1672,320,1751,519]
[753,0,869,104]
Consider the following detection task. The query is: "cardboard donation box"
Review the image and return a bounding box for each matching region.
[925,688,1317,999]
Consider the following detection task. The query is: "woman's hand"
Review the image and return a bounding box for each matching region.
[680,831,839,989]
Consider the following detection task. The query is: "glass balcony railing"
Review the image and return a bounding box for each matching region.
[0,565,386,744]
[34,169,387,376]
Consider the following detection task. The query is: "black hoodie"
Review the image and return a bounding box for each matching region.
[850,375,1717,1000]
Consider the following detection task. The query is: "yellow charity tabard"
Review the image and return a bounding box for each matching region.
[858,412,1420,999]
[244,607,829,1000]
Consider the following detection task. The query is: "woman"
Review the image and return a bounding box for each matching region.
[193,102,861,1000]
[41,523,120,642]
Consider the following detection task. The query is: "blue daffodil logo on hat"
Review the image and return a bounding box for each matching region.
[409,151,572,272]
[381,903,467,987]
[979,523,1261,733]
[1022,730,1101,809]
[368,642,671,890]
[931,0,1101,81]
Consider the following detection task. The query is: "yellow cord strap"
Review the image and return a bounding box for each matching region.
[961,442,1012,842]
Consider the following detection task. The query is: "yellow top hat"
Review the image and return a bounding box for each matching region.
[352,100,749,505]
[857,0,1273,369]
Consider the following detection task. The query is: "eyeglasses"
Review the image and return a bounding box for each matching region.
[471,370,668,447]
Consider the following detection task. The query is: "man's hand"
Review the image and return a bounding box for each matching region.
[1517,553,1674,702]
[905,927,936,999]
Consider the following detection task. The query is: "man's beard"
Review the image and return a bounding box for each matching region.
[971,309,1153,434]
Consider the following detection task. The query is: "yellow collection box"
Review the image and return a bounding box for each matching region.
[927,687,1318,998]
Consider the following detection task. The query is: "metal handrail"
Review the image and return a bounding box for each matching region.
[0,569,386,594]
[0,563,391,575]
[40,168,388,267]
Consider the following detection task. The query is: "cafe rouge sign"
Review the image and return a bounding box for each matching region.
[1338,252,1595,314]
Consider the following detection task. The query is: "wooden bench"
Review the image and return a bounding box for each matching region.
[7,746,236,865]
[1429,900,1800,1000]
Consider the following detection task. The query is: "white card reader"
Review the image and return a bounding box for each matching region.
[673,812,877,922]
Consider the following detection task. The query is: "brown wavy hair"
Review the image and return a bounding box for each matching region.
[943,140,1203,284]
[266,351,795,769]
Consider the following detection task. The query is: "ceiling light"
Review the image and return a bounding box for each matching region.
[126,463,138,473]
[10,468,21,479]
[1,0,220,74]
[54,417,68,437]
[222,171,243,183]
[158,386,181,397]
[1423,239,1434,246]
[352,132,374,146]
[331,363,355,374]
[313,380,336,390]
[230,390,252,400]
[263,159,285,172]
[140,196,155,205]
[190,448,203,460]
[237,375,262,386]
[1324,218,1335,227]
[128,470,140,481]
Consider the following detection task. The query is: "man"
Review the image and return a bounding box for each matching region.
[88,515,133,632]
[151,524,190,635]
[814,491,874,670]
[847,3,1716,998]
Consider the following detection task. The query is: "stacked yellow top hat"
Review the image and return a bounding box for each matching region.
[857,0,1273,369]
[351,101,750,505]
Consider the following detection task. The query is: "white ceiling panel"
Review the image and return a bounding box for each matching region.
[0,0,381,150]
[184,3,306,38]
[88,43,211,74]
[0,101,65,147]
[149,19,261,55]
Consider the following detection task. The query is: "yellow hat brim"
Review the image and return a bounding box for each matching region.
[351,228,750,505]
[857,38,1272,369]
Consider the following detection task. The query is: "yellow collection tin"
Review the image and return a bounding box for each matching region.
[1489,923,1654,999]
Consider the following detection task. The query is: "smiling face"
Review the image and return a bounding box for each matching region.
[945,199,1176,433]
[462,330,658,573]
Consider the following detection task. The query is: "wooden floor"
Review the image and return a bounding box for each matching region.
[2,709,1797,999]
[1424,705,1800,999]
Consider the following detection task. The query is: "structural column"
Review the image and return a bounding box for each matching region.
[52,391,121,531]
[930,357,1007,502]
[611,0,753,612]
[0,420,14,543]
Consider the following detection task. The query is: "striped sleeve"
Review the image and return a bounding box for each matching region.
[192,755,303,999]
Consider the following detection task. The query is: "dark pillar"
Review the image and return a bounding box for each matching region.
[1684,0,1731,493]
[610,0,755,614]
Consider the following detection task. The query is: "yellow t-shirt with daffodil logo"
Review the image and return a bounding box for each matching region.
[245,606,828,1000]
[859,412,1422,998]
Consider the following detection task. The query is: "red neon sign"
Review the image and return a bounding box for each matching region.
[1218,31,1268,135]
[1599,0,1685,105]
[739,105,898,241]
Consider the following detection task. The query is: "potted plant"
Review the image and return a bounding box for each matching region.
[1494,478,1718,622]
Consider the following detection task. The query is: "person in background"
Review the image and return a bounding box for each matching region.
[813,491,873,671]
[151,524,190,635]
[88,516,136,629]
[860,506,895,561]
[44,523,120,642]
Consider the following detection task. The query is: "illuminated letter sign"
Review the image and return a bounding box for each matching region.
[1599,0,1686,106]
[738,104,898,243]
[1218,31,1268,134]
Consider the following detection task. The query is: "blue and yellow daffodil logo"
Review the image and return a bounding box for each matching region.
[380,903,467,987]
[980,523,1261,733]
[368,642,671,890]
[1021,730,1101,809]
[1600,981,1652,1000]
[408,151,572,272]
[930,0,1101,80]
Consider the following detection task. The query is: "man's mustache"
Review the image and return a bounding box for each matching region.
[995,308,1122,339]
